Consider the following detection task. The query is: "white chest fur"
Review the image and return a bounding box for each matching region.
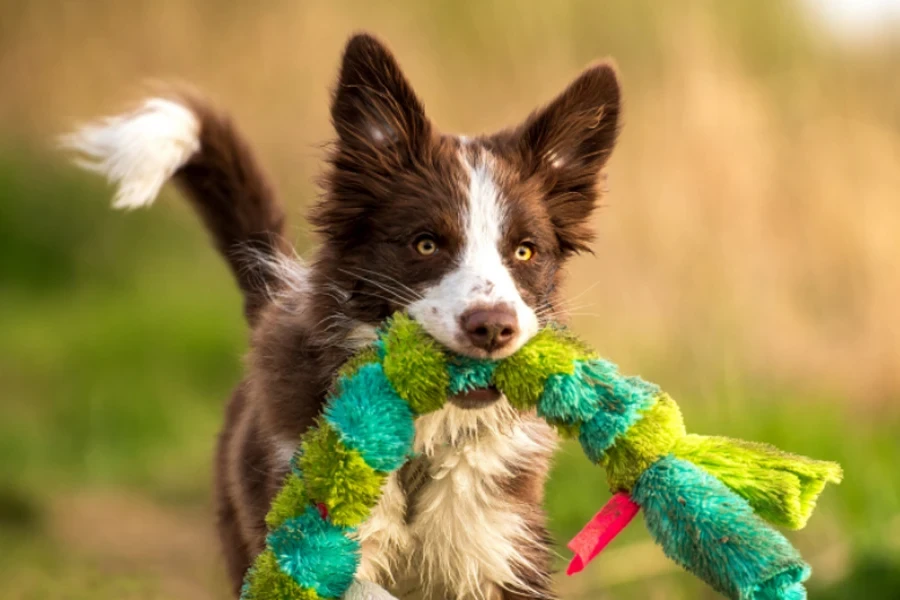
[355,399,556,600]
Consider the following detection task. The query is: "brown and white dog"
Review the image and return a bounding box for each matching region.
[63,33,621,600]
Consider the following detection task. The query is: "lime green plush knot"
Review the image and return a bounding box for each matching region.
[674,435,844,529]
[336,346,379,382]
[494,327,592,409]
[265,472,309,531]
[602,393,685,491]
[298,423,385,528]
[242,550,321,600]
[381,314,448,415]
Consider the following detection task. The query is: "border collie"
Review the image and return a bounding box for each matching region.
[62,33,620,600]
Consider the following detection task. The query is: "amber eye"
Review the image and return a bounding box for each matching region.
[514,243,535,262]
[415,236,438,256]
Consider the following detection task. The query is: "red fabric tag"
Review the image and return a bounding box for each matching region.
[566,492,640,575]
[316,502,329,520]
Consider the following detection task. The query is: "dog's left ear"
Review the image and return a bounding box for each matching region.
[517,62,621,254]
[331,33,431,162]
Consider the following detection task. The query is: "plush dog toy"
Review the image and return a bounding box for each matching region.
[240,314,841,600]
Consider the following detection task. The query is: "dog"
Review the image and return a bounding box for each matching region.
[62,32,621,600]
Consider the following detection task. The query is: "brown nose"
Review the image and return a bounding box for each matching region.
[461,306,519,352]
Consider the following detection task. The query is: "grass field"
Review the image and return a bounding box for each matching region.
[1,1,898,598]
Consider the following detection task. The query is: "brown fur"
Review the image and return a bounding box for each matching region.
[172,93,292,325]
[172,33,621,599]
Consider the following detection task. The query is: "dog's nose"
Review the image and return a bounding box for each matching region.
[461,306,519,352]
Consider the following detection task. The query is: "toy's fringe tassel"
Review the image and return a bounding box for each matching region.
[633,456,811,600]
[241,314,842,600]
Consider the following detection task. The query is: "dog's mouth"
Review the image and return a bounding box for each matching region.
[448,386,502,410]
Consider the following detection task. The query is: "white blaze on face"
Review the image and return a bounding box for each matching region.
[408,148,539,358]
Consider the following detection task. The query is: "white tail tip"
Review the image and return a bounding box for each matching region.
[59,98,201,210]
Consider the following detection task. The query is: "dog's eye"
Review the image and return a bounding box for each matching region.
[415,236,438,256]
[514,243,535,262]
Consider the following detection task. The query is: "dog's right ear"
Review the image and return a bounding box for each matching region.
[331,33,431,162]
[515,61,622,255]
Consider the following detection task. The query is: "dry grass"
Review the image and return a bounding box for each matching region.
[3,0,896,405]
[0,2,897,597]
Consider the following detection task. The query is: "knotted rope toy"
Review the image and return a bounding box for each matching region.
[241,314,842,600]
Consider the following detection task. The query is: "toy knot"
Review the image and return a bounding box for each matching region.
[600,393,686,492]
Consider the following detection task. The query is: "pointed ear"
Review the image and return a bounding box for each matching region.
[518,62,622,254]
[331,33,431,160]
[520,61,621,180]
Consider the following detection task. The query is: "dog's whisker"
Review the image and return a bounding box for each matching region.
[341,265,423,300]
[339,270,420,305]
[350,289,410,306]
[340,269,423,304]
[561,312,601,319]
[562,281,601,305]
[538,300,596,316]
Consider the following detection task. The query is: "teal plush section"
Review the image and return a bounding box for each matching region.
[538,360,601,425]
[631,455,810,600]
[240,550,320,600]
[447,355,498,395]
[577,360,660,463]
[267,505,360,599]
[753,571,809,600]
[324,362,415,472]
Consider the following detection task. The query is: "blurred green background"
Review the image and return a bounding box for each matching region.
[1,1,899,598]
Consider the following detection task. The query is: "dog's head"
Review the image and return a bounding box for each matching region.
[312,34,620,360]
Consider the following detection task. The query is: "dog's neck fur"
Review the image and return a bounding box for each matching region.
[360,401,557,600]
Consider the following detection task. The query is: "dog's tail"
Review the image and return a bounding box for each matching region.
[60,93,295,325]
